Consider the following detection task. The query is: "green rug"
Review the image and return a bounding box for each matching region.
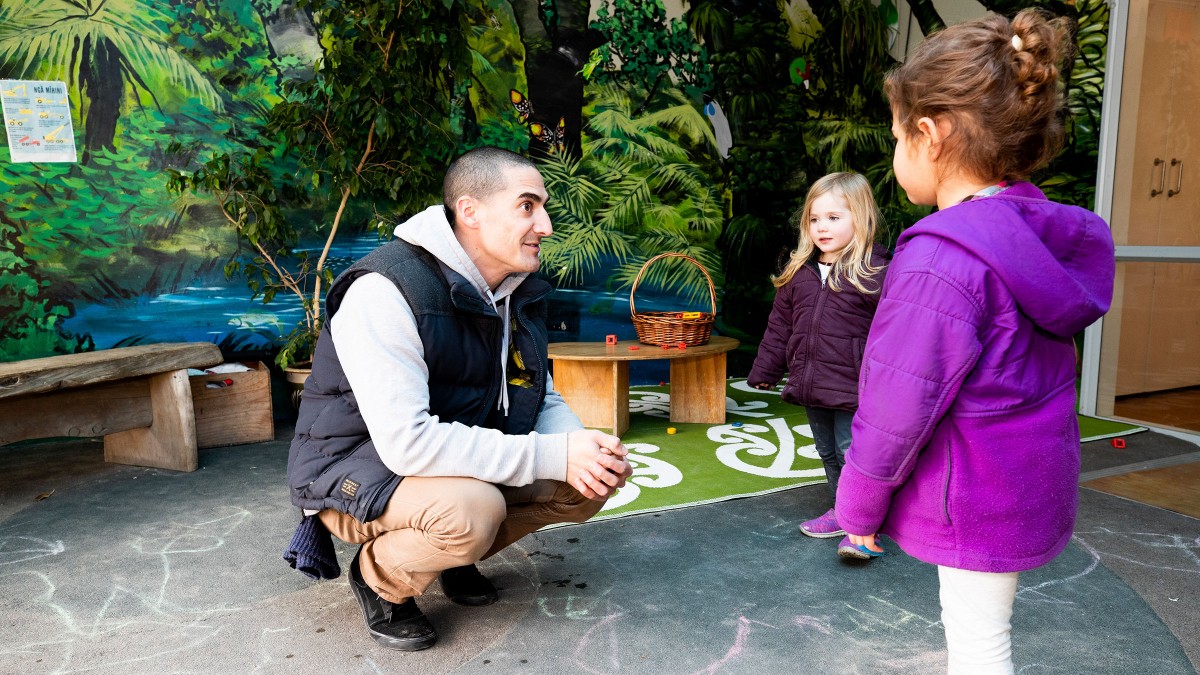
[1078,414,1148,443]
[590,378,1147,522]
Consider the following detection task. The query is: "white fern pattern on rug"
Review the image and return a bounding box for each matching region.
[710,417,825,479]
[629,390,670,418]
[600,443,684,512]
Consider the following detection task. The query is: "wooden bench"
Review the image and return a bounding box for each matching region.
[548,336,739,436]
[0,343,223,472]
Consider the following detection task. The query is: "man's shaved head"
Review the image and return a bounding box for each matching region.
[443,147,538,226]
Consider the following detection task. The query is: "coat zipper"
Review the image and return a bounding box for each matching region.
[941,439,954,525]
[802,265,831,403]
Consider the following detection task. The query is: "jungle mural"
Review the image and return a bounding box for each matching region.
[0,0,1108,373]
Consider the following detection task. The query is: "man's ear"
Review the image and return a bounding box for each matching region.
[454,195,479,229]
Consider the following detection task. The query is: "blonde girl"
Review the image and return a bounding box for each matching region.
[748,172,890,560]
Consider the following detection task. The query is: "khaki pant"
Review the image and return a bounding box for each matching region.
[319,477,603,604]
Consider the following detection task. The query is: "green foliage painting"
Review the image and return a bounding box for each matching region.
[0,0,1109,370]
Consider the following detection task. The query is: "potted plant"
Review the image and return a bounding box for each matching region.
[166,0,473,374]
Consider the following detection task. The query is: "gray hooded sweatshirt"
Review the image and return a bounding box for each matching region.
[329,205,580,486]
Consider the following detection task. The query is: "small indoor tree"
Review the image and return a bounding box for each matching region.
[167,0,472,368]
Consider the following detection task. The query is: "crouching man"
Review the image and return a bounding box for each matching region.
[287,147,632,651]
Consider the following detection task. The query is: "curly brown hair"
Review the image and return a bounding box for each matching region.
[885,9,1072,183]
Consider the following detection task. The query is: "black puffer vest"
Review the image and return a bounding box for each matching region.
[286,239,553,522]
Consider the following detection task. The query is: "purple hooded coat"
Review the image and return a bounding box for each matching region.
[835,182,1115,573]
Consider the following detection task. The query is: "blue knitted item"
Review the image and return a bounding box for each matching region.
[283,515,342,580]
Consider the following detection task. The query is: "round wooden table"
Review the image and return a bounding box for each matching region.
[547,336,739,436]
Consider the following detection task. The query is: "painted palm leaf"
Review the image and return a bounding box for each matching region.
[0,0,223,110]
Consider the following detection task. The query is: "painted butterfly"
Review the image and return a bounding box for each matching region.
[510,89,533,124]
[529,117,566,154]
[511,90,566,153]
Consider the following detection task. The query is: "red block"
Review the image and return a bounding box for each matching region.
[605,334,617,345]
[1111,438,1127,449]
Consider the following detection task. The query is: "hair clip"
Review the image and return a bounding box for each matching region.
[1011,35,1024,52]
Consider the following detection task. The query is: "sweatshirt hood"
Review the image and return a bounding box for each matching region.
[897,182,1114,337]
[393,204,526,415]
[393,205,528,302]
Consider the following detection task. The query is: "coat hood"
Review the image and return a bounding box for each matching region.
[896,182,1114,337]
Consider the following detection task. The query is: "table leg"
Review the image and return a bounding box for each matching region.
[552,360,630,436]
[104,369,200,472]
[669,353,727,425]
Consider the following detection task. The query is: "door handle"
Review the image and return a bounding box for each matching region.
[1168,158,1183,197]
[1151,158,1166,197]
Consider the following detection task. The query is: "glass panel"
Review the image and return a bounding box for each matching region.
[1097,261,1200,432]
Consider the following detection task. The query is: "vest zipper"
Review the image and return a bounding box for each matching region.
[361,475,400,522]
[514,290,551,430]
[471,315,502,428]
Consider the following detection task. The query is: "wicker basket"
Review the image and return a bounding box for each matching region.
[629,253,716,347]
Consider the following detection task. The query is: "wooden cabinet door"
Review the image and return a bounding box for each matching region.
[1111,0,1175,246]
[1157,0,1199,247]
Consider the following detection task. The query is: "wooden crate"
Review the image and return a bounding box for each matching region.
[189,361,275,448]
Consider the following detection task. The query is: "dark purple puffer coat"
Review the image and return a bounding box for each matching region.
[747,244,891,411]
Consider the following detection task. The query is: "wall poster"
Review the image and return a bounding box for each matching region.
[1,79,78,163]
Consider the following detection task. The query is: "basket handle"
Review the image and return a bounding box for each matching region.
[629,252,717,318]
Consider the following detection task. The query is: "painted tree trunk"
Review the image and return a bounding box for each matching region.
[509,0,601,159]
[81,36,123,156]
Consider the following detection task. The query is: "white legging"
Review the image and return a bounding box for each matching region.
[938,566,1019,674]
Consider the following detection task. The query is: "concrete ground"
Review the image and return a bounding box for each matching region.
[1,425,1197,674]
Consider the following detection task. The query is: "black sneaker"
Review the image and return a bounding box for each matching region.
[348,549,437,651]
[439,564,499,606]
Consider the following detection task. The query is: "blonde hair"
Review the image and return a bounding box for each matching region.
[773,172,883,294]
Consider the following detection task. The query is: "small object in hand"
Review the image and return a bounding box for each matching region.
[667,427,677,435]
[605,334,617,345]
[838,535,886,560]
[1111,438,1126,449]
[855,544,886,558]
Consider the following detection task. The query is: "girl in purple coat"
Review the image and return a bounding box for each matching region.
[747,172,890,559]
[836,9,1115,673]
